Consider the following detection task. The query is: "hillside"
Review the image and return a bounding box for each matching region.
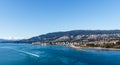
[22,30,120,43]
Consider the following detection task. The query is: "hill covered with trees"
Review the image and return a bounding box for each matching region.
[19,30,120,43]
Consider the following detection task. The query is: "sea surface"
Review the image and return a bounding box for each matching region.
[0,43,120,65]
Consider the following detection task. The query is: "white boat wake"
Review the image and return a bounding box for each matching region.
[17,50,40,57]
[0,46,40,57]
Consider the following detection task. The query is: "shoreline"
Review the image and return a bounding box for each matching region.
[70,45,120,51]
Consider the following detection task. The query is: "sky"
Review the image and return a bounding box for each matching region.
[0,0,120,39]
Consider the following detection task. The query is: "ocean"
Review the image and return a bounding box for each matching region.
[0,43,120,65]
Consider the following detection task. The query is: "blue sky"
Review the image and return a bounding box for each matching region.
[0,0,120,39]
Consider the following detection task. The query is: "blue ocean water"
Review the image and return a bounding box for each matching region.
[0,43,120,65]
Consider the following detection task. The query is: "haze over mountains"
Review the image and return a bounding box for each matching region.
[0,39,14,43]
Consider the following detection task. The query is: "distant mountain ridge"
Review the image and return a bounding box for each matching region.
[0,39,15,43]
[0,39,6,42]
[23,30,120,43]
[1,30,120,43]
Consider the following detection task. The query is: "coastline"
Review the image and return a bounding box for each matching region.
[70,45,120,51]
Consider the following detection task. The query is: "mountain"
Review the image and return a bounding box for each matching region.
[0,39,6,42]
[0,39,14,43]
[0,39,26,43]
[2,30,120,43]
[21,30,120,43]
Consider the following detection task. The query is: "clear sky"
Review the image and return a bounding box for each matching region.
[0,0,120,39]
